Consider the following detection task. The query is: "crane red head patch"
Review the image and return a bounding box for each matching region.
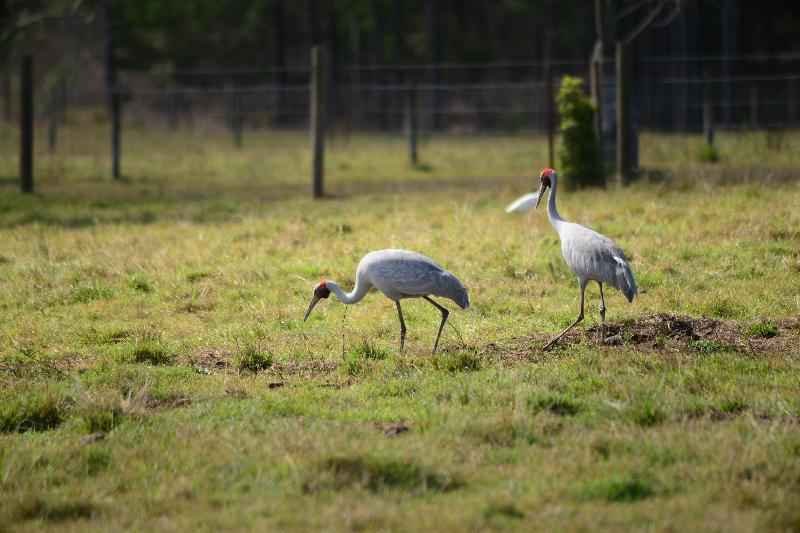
[539,168,556,187]
[313,281,331,299]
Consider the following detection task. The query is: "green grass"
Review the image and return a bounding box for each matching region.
[0,122,799,530]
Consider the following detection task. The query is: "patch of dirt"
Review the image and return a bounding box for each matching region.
[190,348,338,377]
[271,361,338,374]
[191,348,231,373]
[374,423,410,438]
[593,313,745,350]
[487,313,800,359]
[223,387,249,399]
[146,394,192,410]
[80,432,105,445]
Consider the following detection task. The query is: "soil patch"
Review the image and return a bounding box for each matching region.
[489,313,799,360]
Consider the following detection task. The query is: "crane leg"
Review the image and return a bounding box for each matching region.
[543,280,587,351]
[424,296,449,354]
[396,301,407,353]
[599,282,607,342]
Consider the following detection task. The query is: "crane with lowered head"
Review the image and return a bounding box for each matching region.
[304,249,470,353]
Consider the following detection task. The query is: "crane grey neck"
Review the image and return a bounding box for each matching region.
[547,175,564,227]
[326,279,369,305]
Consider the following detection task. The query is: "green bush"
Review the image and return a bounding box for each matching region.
[556,76,604,188]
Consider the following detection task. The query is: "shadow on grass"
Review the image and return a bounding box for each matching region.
[0,174,521,228]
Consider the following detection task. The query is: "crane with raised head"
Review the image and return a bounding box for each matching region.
[507,168,637,350]
[303,249,470,353]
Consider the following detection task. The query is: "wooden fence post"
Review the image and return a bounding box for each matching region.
[168,88,178,129]
[703,72,714,148]
[111,89,121,179]
[311,46,326,198]
[20,55,33,194]
[407,83,418,167]
[615,41,631,185]
[58,75,67,124]
[545,65,555,169]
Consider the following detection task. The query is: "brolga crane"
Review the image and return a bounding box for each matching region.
[303,249,470,353]
[507,168,637,350]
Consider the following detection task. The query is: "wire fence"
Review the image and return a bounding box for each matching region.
[5,55,800,134]
[111,74,800,134]
[1,54,799,189]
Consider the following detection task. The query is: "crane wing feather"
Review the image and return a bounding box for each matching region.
[505,192,539,213]
[559,225,637,302]
[367,254,470,309]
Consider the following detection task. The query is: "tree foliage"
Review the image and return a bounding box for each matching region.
[556,76,603,189]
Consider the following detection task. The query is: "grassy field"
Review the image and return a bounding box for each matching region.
[1,123,800,531]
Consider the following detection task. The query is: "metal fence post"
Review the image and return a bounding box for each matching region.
[407,83,418,167]
[20,55,33,194]
[703,72,714,148]
[311,46,326,198]
[111,89,121,179]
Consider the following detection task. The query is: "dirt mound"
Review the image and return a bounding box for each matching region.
[590,313,743,350]
[488,314,798,360]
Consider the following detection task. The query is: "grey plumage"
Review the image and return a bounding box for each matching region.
[507,169,637,349]
[303,249,469,353]
[560,225,637,303]
[363,250,470,310]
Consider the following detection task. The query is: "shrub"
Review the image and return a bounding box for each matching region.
[556,76,604,189]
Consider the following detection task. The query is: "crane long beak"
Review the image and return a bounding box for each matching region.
[534,183,547,209]
[303,296,320,321]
